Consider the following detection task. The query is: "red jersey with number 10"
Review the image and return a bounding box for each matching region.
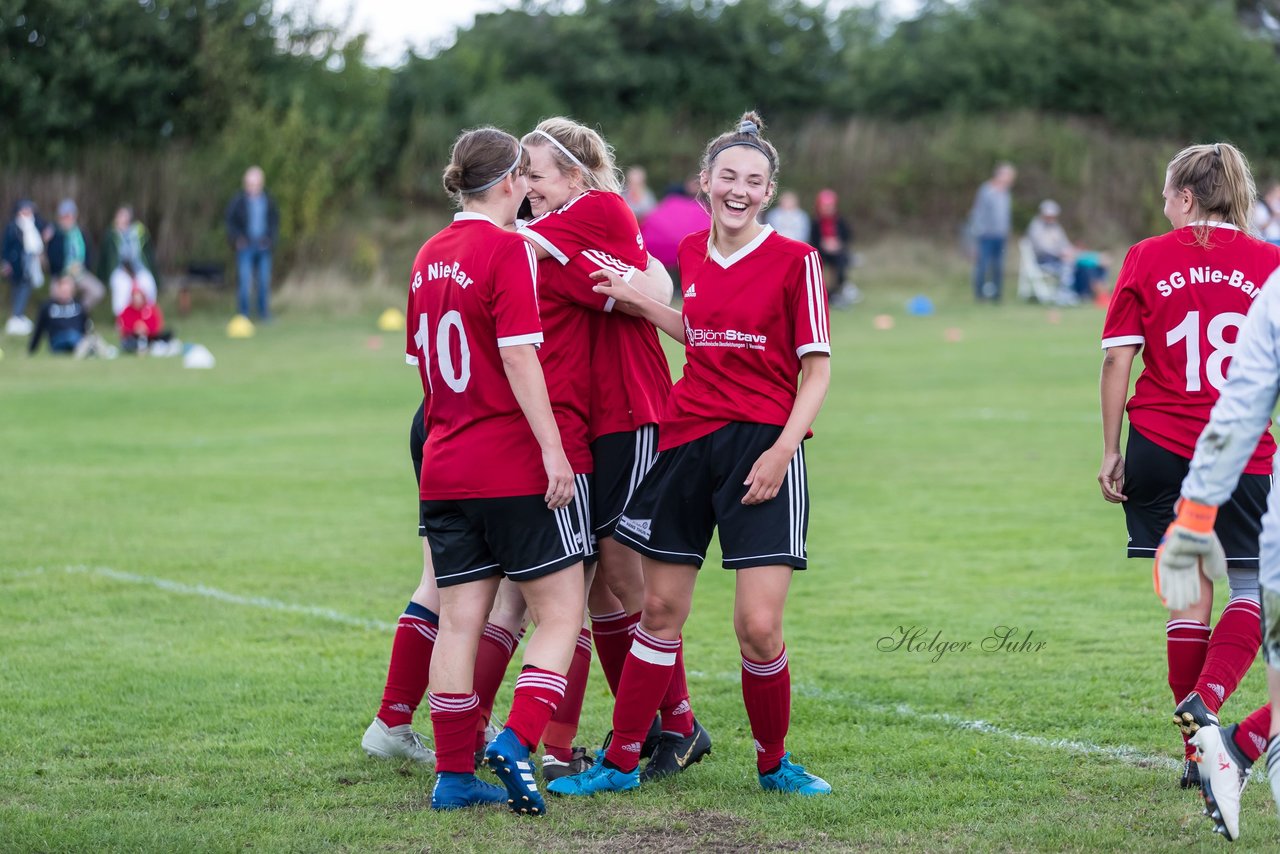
[406,213,548,499]
[1101,223,1280,473]
[663,226,831,451]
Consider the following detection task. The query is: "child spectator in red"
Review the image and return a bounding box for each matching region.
[117,284,175,354]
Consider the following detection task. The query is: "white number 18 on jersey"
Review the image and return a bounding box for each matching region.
[1165,310,1246,392]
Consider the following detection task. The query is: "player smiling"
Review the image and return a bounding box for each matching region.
[548,111,833,797]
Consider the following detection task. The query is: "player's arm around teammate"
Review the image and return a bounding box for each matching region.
[513,118,705,779]
[409,128,586,815]
[550,112,834,798]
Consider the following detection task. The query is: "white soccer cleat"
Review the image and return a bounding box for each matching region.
[5,315,32,336]
[1192,725,1248,841]
[1268,749,1280,823]
[361,718,436,766]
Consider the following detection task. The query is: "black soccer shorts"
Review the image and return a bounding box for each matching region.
[591,424,659,538]
[614,422,809,570]
[1122,427,1268,567]
[420,490,589,588]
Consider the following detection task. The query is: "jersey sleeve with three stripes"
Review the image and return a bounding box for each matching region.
[793,249,832,357]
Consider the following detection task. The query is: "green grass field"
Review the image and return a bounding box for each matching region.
[2,283,1277,852]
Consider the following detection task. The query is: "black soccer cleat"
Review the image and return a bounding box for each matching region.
[1180,758,1201,790]
[639,718,712,783]
[540,746,595,782]
[1174,692,1219,740]
[641,715,663,760]
[601,715,664,761]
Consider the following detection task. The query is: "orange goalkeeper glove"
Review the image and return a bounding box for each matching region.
[1153,499,1227,611]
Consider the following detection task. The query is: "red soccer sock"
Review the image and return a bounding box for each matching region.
[429,691,480,774]
[604,626,679,772]
[376,603,438,728]
[742,647,791,774]
[591,610,638,697]
[658,640,694,736]
[473,623,519,733]
[1195,598,1263,713]
[542,629,593,761]
[1233,703,1272,762]
[505,666,567,749]
[1167,618,1211,702]
[1167,617,1211,759]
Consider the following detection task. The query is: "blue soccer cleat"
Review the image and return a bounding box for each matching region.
[484,727,546,816]
[430,771,506,810]
[758,753,832,796]
[546,757,640,796]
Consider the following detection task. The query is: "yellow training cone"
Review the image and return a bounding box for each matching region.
[377,307,406,332]
[227,314,256,338]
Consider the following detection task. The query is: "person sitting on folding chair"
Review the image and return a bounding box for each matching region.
[1028,200,1108,303]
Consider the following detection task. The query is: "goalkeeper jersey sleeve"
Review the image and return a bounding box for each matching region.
[1182,266,1280,506]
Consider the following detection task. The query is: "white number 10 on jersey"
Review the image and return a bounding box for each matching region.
[1165,310,1246,392]
[416,311,472,392]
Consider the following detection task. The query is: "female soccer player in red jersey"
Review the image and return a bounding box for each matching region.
[1097,142,1280,789]
[466,117,698,780]
[407,127,587,815]
[515,117,708,780]
[548,111,833,797]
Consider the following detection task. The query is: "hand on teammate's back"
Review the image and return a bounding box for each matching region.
[590,268,644,314]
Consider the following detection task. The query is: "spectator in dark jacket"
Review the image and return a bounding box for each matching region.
[3,199,50,336]
[29,275,88,354]
[47,199,106,311]
[225,166,280,321]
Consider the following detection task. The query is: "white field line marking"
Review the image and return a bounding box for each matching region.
[4,565,1177,771]
[1,565,397,632]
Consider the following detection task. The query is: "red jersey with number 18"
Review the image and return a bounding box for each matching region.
[406,212,548,499]
[1101,223,1280,473]
[662,226,831,451]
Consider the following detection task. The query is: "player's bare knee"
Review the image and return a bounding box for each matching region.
[640,592,687,636]
[734,613,783,661]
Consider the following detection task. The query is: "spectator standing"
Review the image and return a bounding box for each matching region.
[2,199,49,335]
[809,189,858,308]
[47,199,106,312]
[765,190,811,243]
[225,165,280,322]
[968,162,1017,301]
[639,178,711,270]
[623,166,657,223]
[1258,183,1280,246]
[100,205,158,316]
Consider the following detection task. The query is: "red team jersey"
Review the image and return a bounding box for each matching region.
[520,190,670,457]
[1102,223,1280,474]
[663,226,831,451]
[406,213,547,499]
